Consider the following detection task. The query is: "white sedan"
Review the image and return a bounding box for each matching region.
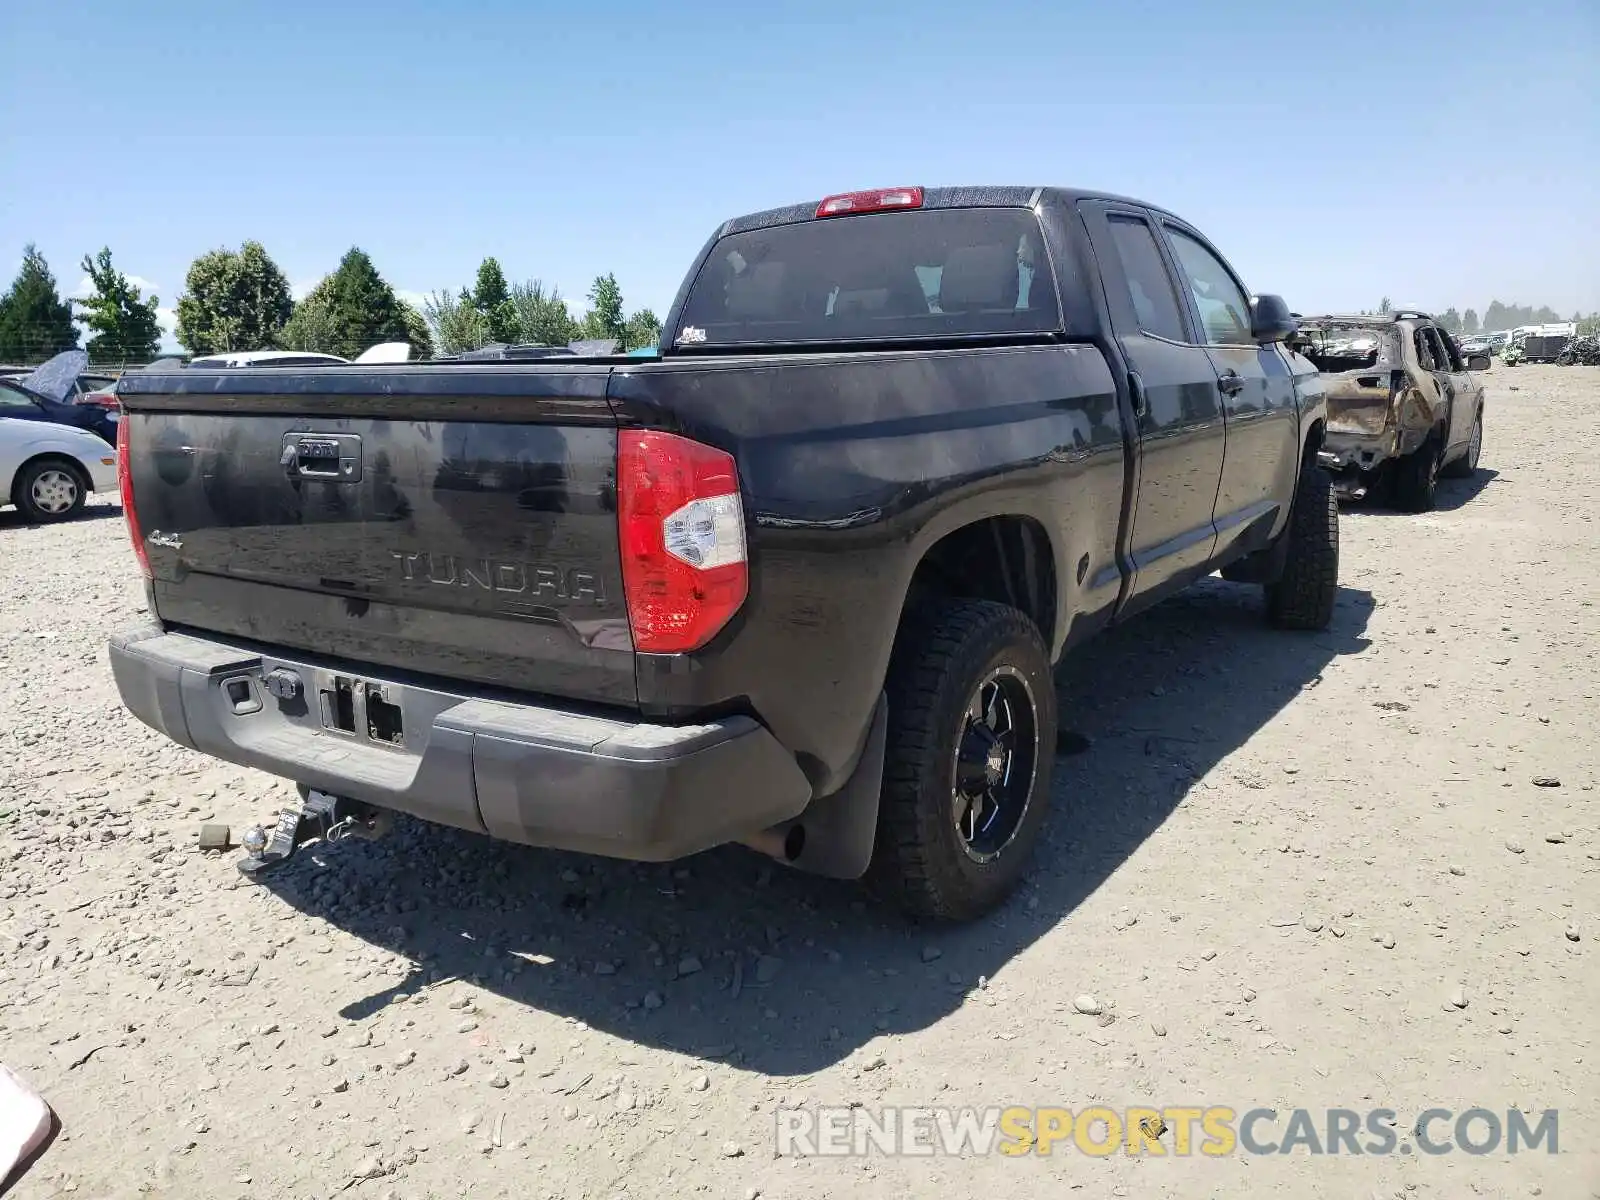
[0,417,119,523]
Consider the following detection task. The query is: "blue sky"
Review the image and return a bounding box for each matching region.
[3,0,1596,349]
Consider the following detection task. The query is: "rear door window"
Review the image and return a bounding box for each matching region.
[674,208,1060,348]
[1106,216,1187,342]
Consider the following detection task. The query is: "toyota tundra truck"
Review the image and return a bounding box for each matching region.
[109,185,1335,921]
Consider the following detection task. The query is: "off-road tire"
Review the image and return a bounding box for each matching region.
[867,598,1056,921]
[1441,408,1483,479]
[13,458,88,524]
[1390,433,1443,513]
[1265,462,1338,631]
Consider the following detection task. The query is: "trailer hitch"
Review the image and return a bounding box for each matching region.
[237,789,392,878]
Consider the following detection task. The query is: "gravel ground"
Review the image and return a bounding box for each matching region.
[2,365,1596,1200]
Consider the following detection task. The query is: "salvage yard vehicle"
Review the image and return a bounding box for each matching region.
[109,185,1335,921]
[1295,311,1487,511]
[0,351,119,445]
[0,414,118,522]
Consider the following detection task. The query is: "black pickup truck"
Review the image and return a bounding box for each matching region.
[109,185,1335,921]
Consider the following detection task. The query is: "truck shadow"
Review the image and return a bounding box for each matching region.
[257,577,1373,1077]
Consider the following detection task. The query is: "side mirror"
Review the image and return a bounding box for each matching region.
[1466,353,1491,371]
[1250,294,1298,344]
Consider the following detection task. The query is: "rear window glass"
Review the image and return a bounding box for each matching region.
[673,208,1060,348]
[1296,324,1400,372]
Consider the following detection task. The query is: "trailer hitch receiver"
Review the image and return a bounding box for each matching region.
[237,789,392,878]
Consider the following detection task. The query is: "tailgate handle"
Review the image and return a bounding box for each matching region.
[282,433,362,482]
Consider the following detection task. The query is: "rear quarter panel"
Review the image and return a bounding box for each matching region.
[609,344,1124,793]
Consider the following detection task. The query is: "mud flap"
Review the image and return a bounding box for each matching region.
[749,693,887,880]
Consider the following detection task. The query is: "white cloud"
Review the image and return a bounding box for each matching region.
[70,273,163,300]
[394,289,430,311]
[290,277,320,301]
[155,307,179,351]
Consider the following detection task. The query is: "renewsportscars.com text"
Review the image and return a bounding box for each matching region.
[774,1106,1560,1158]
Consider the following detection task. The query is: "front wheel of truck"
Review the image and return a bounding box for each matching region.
[1265,462,1339,631]
[868,598,1056,922]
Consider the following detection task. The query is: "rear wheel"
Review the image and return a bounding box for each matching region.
[868,598,1056,921]
[1390,433,1442,512]
[14,459,87,523]
[1441,409,1483,478]
[1265,462,1338,631]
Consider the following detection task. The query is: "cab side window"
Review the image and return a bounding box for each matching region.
[1164,228,1252,346]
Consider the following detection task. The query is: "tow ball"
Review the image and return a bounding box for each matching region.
[237,788,392,878]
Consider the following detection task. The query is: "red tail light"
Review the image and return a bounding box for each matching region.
[815,186,923,218]
[617,430,747,654]
[116,416,151,579]
[79,390,121,411]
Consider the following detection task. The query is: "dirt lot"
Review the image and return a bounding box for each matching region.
[2,365,1596,1200]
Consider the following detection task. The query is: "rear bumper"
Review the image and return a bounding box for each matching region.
[1320,428,1397,473]
[108,626,813,861]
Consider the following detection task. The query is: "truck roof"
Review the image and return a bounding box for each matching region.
[716,185,1179,236]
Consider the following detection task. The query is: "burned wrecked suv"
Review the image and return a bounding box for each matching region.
[1295,312,1488,512]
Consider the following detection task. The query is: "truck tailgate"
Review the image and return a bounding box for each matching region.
[120,368,635,706]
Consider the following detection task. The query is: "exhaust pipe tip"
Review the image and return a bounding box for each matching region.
[740,822,805,864]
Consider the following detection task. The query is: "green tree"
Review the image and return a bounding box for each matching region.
[0,245,79,362]
[399,300,433,360]
[623,308,662,351]
[471,257,519,343]
[509,279,577,347]
[581,273,626,344]
[1378,295,1392,315]
[175,241,293,354]
[287,248,408,359]
[75,247,162,363]
[1440,307,1461,333]
[1462,308,1479,336]
[423,288,490,355]
[279,292,338,353]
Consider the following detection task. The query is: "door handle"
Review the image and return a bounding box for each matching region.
[1217,371,1245,397]
[1129,372,1149,420]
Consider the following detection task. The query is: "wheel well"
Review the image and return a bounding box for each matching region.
[12,453,90,503]
[1302,418,1326,466]
[904,516,1056,646]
